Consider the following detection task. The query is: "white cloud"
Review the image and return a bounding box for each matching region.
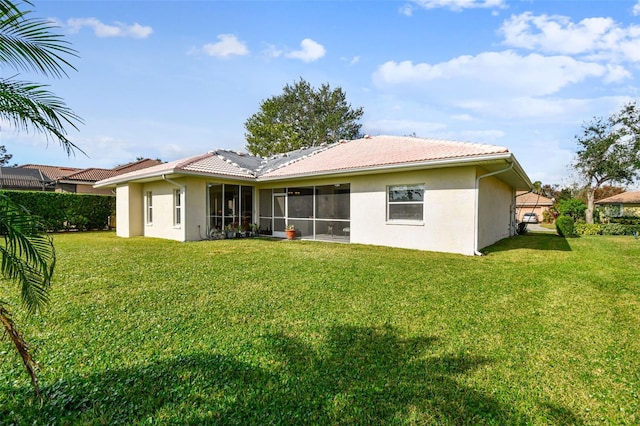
[500,12,640,62]
[202,34,249,58]
[285,39,326,62]
[399,4,414,16]
[66,18,152,38]
[373,51,624,99]
[410,0,506,11]
[634,1,640,16]
[262,43,283,59]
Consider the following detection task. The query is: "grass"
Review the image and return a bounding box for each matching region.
[0,232,639,424]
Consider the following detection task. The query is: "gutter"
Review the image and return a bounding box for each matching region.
[473,161,514,256]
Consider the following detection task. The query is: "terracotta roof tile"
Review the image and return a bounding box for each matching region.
[595,190,640,204]
[19,164,81,180]
[261,135,510,178]
[64,168,118,182]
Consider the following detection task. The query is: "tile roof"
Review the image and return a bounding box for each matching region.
[19,158,164,184]
[113,158,163,173]
[516,191,554,206]
[95,135,525,188]
[64,168,119,182]
[595,190,640,204]
[95,153,224,186]
[19,164,81,180]
[260,135,510,179]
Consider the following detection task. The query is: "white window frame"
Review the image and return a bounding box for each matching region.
[387,184,425,224]
[174,189,182,227]
[146,191,153,225]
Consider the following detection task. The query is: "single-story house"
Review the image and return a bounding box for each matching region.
[95,135,532,256]
[595,190,640,218]
[516,191,554,222]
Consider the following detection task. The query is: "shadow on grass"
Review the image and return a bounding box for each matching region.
[1,325,581,424]
[484,232,572,254]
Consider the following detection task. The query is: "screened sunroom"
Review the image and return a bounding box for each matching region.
[258,184,350,242]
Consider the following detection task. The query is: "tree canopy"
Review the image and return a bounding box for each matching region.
[572,101,640,223]
[244,78,364,157]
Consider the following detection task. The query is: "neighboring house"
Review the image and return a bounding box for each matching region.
[515,191,554,222]
[0,167,53,191]
[20,159,162,195]
[95,135,532,256]
[595,190,640,218]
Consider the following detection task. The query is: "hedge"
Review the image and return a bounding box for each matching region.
[0,190,115,232]
[555,215,575,237]
[609,216,640,226]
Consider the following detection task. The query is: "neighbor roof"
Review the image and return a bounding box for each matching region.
[516,191,554,206]
[20,159,164,185]
[0,167,52,189]
[595,190,640,205]
[95,135,531,190]
[20,164,81,180]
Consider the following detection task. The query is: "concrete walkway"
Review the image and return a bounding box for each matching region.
[525,223,556,233]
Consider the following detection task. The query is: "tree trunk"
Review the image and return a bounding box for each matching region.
[586,187,596,224]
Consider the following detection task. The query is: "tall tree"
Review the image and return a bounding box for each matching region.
[573,101,640,223]
[0,0,81,396]
[244,78,364,157]
[0,145,12,165]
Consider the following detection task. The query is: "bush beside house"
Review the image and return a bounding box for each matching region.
[555,215,575,237]
[0,190,115,231]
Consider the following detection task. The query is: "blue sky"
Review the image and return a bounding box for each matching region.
[3,0,640,187]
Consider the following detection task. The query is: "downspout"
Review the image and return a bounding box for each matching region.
[162,174,186,239]
[474,162,514,256]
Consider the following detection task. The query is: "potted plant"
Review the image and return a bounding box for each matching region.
[285,224,296,240]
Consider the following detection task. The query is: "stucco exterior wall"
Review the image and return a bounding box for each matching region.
[349,167,477,255]
[184,177,209,241]
[142,180,185,241]
[477,174,515,250]
[116,183,143,238]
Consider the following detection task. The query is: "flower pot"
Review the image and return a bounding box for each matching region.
[285,229,296,240]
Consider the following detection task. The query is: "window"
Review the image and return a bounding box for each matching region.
[146,191,153,224]
[174,189,182,226]
[387,184,424,222]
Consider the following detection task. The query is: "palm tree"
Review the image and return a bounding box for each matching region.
[1,0,82,396]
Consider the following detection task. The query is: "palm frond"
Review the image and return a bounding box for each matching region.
[0,0,78,78]
[0,304,41,398]
[0,194,55,313]
[0,77,83,155]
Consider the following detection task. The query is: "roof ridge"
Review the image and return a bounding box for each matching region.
[174,152,215,170]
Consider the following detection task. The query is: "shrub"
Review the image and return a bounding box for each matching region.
[557,198,587,221]
[610,216,640,226]
[542,210,555,223]
[574,223,602,235]
[0,190,115,231]
[602,223,636,235]
[555,215,575,237]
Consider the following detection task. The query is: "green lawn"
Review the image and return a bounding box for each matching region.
[1,232,639,425]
